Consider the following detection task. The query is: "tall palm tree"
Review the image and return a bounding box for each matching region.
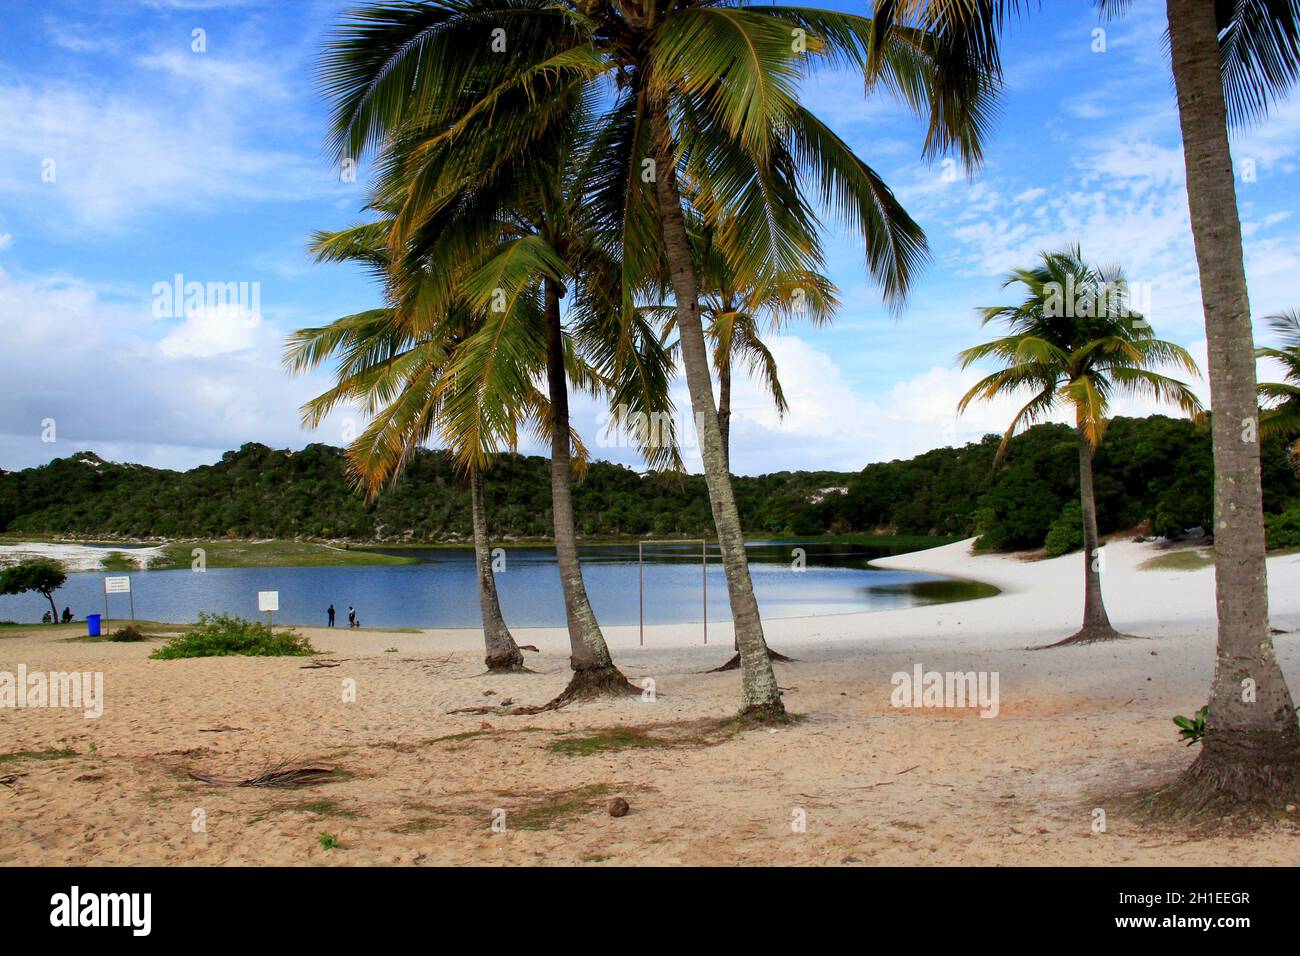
[957,248,1203,646]
[373,111,681,701]
[872,0,1300,814]
[1256,309,1300,465]
[319,0,982,720]
[284,219,528,672]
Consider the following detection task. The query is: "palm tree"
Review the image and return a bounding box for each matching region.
[370,112,682,701]
[669,216,838,473]
[957,248,1203,646]
[871,0,1300,816]
[319,0,981,720]
[284,218,528,672]
[1256,309,1300,466]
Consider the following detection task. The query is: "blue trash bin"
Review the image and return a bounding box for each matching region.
[87,614,101,637]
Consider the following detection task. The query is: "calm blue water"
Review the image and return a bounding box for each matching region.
[0,542,993,629]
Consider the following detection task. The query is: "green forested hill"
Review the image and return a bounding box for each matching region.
[2,415,1298,550]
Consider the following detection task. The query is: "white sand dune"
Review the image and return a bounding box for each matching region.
[1,536,1297,866]
[0,541,166,572]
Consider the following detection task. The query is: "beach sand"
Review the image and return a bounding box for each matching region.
[1,537,1298,866]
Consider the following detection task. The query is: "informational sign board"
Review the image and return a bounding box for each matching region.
[103,575,135,628]
[258,591,280,612]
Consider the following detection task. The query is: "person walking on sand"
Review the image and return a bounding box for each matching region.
[327,604,335,627]
[348,606,356,628]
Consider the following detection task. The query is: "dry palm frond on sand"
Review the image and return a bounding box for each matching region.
[189,762,340,789]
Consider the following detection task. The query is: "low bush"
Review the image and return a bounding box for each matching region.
[1265,502,1300,549]
[150,613,316,660]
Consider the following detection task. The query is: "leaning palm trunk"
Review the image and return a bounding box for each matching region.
[1163,0,1300,809]
[543,278,634,699]
[1047,426,1121,647]
[649,104,783,720]
[718,356,732,475]
[469,465,525,672]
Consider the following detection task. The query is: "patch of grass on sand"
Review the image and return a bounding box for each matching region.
[547,719,739,756]
[152,540,419,570]
[510,784,612,830]
[1139,549,1214,571]
[285,799,359,819]
[98,551,138,572]
[389,817,447,834]
[0,747,77,764]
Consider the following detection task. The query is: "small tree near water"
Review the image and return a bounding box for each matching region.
[0,558,67,624]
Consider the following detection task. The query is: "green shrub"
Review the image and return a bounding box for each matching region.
[1043,500,1084,555]
[109,624,147,642]
[150,613,316,660]
[1265,502,1300,549]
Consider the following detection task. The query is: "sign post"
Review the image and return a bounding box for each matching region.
[103,576,132,635]
[258,591,279,630]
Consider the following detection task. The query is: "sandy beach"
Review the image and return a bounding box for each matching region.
[2,537,1298,866]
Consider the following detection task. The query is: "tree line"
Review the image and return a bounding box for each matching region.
[4,415,1298,549]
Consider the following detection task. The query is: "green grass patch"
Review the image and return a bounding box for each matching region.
[98,551,138,572]
[510,783,612,830]
[1139,549,1215,571]
[286,799,359,819]
[547,720,739,756]
[150,540,420,570]
[0,747,77,765]
[389,817,446,834]
[150,613,317,659]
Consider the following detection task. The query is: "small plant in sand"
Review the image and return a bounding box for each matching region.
[108,624,147,642]
[151,613,316,660]
[1173,706,1209,746]
[318,831,339,851]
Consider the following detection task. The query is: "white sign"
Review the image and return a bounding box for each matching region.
[258,591,279,612]
[104,576,131,594]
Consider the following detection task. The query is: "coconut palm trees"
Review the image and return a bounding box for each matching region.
[872,0,1300,815]
[1257,310,1300,462]
[957,248,1203,646]
[284,218,528,671]
[319,0,984,720]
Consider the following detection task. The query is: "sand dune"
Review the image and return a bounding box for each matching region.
[1,537,1297,866]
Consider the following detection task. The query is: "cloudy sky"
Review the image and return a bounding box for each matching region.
[2,0,1298,477]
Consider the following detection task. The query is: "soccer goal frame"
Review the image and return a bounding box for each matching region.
[638,539,712,646]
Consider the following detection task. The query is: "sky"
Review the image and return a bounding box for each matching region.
[2,0,1299,477]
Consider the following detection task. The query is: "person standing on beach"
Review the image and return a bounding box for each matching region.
[348,606,356,628]
[327,604,335,627]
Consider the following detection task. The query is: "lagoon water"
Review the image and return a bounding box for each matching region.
[0,541,993,629]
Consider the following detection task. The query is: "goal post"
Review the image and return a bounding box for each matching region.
[637,539,712,646]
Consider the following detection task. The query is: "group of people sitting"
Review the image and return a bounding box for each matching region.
[42,607,74,624]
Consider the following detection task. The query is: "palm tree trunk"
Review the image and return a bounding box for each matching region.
[1163,0,1300,809]
[1047,425,1120,647]
[543,277,634,699]
[649,100,783,720]
[469,465,525,672]
[718,353,732,475]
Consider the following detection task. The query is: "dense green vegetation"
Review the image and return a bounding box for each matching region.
[149,613,317,660]
[2,415,1298,552]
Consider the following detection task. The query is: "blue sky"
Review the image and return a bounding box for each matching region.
[2,0,1299,476]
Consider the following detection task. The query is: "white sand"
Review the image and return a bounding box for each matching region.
[0,542,166,572]
[1,537,1297,866]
